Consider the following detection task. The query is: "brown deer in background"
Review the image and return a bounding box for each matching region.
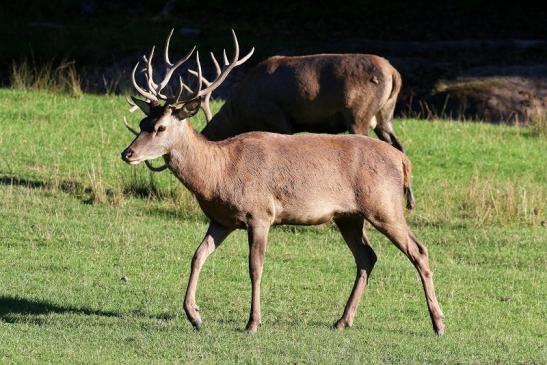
[192,52,404,152]
[121,30,444,335]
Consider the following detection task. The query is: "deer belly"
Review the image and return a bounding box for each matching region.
[274,200,341,225]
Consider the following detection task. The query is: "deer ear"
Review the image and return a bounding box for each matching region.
[131,96,152,115]
[173,97,201,120]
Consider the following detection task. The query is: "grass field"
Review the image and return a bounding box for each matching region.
[0,89,545,364]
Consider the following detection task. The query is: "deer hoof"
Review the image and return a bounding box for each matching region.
[333,319,351,331]
[245,320,261,333]
[245,327,258,334]
[191,319,202,330]
[434,321,445,336]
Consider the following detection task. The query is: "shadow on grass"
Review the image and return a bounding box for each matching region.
[0,295,121,322]
[0,295,175,323]
[0,174,83,195]
[0,173,170,206]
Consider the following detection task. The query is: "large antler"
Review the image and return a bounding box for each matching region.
[124,29,252,172]
[187,29,254,122]
[130,28,197,106]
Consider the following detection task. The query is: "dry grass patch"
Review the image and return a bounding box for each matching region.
[461,175,545,226]
[10,59,82,97]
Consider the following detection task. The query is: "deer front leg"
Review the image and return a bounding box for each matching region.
[184,221,234,330]
[245,221,270,333]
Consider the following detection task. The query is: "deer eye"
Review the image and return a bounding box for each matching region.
[156,125,166,133]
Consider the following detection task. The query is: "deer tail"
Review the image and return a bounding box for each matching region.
[402,154,416,210]
[389,67,402,102]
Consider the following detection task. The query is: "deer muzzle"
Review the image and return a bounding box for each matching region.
[121,148,141,165]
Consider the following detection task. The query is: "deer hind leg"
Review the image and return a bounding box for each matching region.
[184,221,234,330]
[343,107,376,136]
[333,216,377,330]
[374,99,405,153]
[371,219,445,336]
[245,220,270,333]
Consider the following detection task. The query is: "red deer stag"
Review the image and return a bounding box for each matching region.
[121,30,444,336]
[191,51,404,152]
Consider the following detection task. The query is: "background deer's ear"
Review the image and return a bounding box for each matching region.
[173,97,201,120]
[131,96,152,115]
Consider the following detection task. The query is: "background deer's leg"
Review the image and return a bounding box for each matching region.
[333,216,377,330]
[184,221,234,329]
[343,107,375,136]
[373,123,404,153]
[374,101,404,153]
[245,220,270,333]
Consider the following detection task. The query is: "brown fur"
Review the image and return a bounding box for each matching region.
[121,105,444,335]
[201,54,405,152]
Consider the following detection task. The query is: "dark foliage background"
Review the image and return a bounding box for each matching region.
[2,0,545,122]
[2,0,546,69]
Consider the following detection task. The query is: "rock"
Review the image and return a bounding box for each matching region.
[429,75,546,123]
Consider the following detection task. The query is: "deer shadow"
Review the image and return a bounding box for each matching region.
[0,295,174,324]
[0,295,122,324]
[0,175,83,195]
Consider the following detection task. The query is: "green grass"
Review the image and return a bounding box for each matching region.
[0,89,546,364]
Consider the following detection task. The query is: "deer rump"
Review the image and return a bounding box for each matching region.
[201,54,402,148]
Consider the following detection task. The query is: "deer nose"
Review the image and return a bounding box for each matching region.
[121,148,134,162]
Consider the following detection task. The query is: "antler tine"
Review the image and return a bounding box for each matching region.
[157,44,196,94]
[222,49,229,66]
[211,51,222,76]
[143,46,159,92]
[187,50,222,82]
[186,68,213,122]
[235,46,255,66]
[174,76,193,104]
[123,116,139,135]
[196,29,253,99]
[182,30,253,122]
[187,55,214,122]
[131,61,159,102]
[202,94,213,122]
[193,51,203,98]
[230,29,240,63]
[164,28,175,66]
[126,96,140,113]
[180,76,194,93]
[187,69,211,86]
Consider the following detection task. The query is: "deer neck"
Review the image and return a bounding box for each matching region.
[166,120,226,200]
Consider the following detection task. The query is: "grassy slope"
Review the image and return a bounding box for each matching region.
[0,89,545,364]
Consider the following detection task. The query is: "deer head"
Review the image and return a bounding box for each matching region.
[121,98,201,165]
[121,29,254,171]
